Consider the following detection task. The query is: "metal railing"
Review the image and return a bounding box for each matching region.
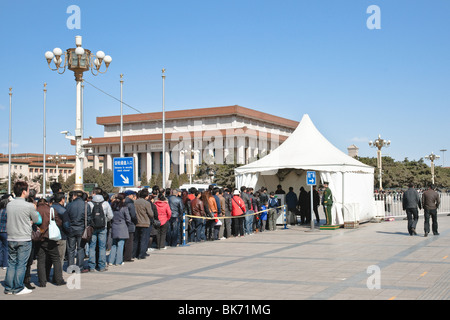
[374,192,450,218]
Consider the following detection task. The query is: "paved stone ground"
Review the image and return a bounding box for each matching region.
[1,214,449,302]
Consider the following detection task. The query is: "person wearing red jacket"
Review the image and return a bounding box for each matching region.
[154,193,172,250]
[231,190,246,237]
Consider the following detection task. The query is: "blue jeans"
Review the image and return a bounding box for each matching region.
[189,218,202,242]
[167,217,180,247]
[199,219,206,241]
[88,228,107,271]
[245,211,254,234]
[0,232,8,268]
[109,239,125,265]
[3,241,32,294]
[133,226,151,258]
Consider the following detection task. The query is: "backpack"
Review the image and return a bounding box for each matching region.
[92,202,106,229]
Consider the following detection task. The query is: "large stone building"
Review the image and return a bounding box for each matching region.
[85,105,299,185]
[0,153,103,192]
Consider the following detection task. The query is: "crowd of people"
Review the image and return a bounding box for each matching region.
[0,181,325,295]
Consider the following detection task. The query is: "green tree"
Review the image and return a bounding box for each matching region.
[140,171,149,186]
[170,174,180,189]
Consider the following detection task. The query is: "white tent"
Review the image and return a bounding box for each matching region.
[235,114,377,224]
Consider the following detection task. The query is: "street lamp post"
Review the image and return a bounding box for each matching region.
[43,83,47,197]
[45,35,111,190]
[161,68,166,189]
[369,134,391,190]
[425,152,440,185]
[181,147,200,184]
[48,152,67,183]
[440,149,447,167]
[8,88,12,195]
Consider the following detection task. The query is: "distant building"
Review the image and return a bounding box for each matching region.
[0,153,104,192]
[347,144,359,158]
[84,105,299,185]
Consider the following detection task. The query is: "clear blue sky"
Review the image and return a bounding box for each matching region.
[1,0,449,165]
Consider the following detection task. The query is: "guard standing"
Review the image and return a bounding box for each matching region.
[322,182,333,225]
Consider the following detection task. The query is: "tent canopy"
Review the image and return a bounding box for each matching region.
[235,114,376,224]
[235,114,373,175]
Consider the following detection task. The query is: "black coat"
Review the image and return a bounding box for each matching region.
[66,197,92,236]
[124,197,137,232]
[168,195,184,219]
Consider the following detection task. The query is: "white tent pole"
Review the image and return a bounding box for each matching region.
[342,172,345,221]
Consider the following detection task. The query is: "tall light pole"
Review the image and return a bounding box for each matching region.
[440,149,447,167]
[43,83,47,197]
[120,74,124,158]
[8,87,12,194]
[45,35,111,191]
[425,152,440,185]
[369,134,391,190]
[48,152,67,183]
[162,68,166,189]
[182,147,200,185]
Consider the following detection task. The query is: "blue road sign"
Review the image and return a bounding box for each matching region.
[113,157,135,187]
[307,171,316,186]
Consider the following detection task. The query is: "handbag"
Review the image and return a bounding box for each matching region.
[152,218,161,228]
[81,203,93,242]
[48,207,61,241]
[32,224,42,241]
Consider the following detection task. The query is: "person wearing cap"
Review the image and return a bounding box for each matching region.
[231,189,246,237]
[322,182,333,225]
[267,192,279,231]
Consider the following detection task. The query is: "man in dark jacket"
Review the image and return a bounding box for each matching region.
[422,184,440,236]
[66,190,91,271]
[168,189,184,247]
[190,190,205,242]
[286,187,298,225]
[240,186,253,235]
[51,192,70,270]
[403,183,422,236]
[222,188,233,238]
[123,190,137,261]
[298,187,309,225]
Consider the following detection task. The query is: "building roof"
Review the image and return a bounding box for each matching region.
[82,129,290,146]
[96,105,299,129]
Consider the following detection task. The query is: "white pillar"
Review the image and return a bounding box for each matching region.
[146,151,152,178]
[106,154,112,171]
[237,137,245,165]
[179,151,185,175]
[93,154,100,170]
[133,152,138,186]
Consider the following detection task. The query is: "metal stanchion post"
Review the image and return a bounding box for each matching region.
[181,212,189,247]
[283,205,288,229]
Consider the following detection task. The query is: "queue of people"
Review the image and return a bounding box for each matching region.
[0,181,301,295]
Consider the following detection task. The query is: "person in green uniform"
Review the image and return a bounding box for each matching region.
[322,182,333,225]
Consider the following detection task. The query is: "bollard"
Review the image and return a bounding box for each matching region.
[181,212,190,247]
[283,205,288,229]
